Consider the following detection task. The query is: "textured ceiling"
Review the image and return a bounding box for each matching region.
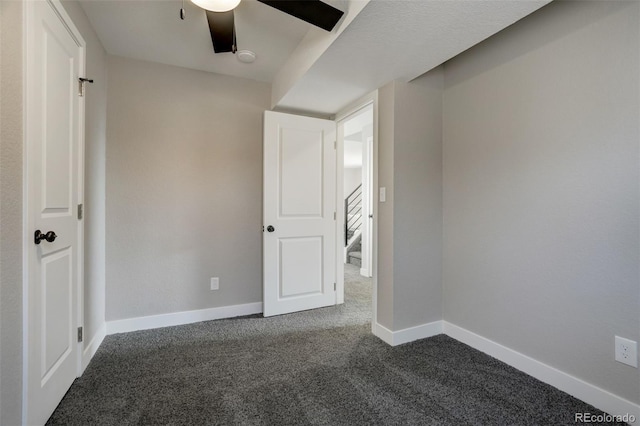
[79,0,313,82]
[79,0,552,116]
[275,0,552,115]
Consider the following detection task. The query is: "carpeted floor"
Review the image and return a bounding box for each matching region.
[47,264,618,425]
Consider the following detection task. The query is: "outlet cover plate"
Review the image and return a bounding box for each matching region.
[210,277,219,291]
[615,336,638,368]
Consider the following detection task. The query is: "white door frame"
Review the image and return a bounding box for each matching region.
[335,92,378,331]
[361,134,373,278]
[22,0,86,420]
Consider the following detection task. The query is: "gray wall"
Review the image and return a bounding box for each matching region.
[61,0,108,357]
[377,74,443,331]
[393,72,443,330]
[376,83,395,329]
[106,56,270,321]
[0,2,24,424]
[443,0,640,404]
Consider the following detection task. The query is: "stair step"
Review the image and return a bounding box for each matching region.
[348,251,362,267]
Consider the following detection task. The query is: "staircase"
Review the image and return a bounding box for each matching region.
[347,235,362,267]
[345,184,362,266]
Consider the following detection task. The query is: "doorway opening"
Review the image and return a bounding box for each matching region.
[339,103,374,319]
[263,97,378,327]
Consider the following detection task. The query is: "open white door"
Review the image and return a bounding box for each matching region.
[25,1,85,423]
[263,111,337,317]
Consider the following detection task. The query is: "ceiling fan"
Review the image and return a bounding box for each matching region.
[187,0,345,54]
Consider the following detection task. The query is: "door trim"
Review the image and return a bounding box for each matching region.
[334,91,379,332]
[22,0,86,421]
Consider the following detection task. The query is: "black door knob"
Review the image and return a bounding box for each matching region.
[34,230,57,245]
[267,226,275,232]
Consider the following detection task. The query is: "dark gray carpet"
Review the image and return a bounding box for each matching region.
[48,264,619,425]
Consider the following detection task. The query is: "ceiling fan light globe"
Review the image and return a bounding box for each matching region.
[191,0,241,12]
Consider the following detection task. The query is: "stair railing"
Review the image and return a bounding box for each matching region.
[344,184,363,246]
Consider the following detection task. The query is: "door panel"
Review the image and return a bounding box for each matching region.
[43,28,74,211]
[264,111,336,317]
[41,249,73,383]
[26,1,84,423]
[279,127,324,217]
[279,237,323,297]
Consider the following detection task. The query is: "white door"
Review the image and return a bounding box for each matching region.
[25,1,85,423]
[263,111,337,317]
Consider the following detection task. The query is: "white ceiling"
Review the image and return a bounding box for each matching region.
[79,0,552,115]
[79,0,314,82]
[276,0,552,115]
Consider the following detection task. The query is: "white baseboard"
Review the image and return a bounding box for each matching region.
[106,302,263,335]
[374,320,443,346]
[373,322,394,345]
[81,323,106,372]
[443,321,640,420]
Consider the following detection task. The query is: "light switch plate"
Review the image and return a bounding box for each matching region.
[210,277,219,291]
[379,187,386,203]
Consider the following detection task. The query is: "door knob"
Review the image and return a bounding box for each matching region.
[34,230,57,245]
[267,226,275,232]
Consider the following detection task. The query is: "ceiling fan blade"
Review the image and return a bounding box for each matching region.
[206,10,237,53]
[257,0,344,32]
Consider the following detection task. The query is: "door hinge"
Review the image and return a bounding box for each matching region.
[77,204,83,220]
[77,326,83,343]
[78,77,94,97]
[333,211,336,220]
[334,282,336,291]
[334,141,337,149]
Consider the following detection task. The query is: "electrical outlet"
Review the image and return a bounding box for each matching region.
[615,336,638,368]
[210,277,219,291]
